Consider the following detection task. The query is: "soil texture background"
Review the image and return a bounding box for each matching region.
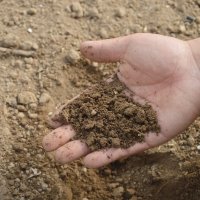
[0,0,200,200]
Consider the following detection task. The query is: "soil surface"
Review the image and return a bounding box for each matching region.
[61,76,160,151]
[0,0,200,200]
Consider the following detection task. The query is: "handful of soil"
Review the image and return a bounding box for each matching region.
[61,76,160,151]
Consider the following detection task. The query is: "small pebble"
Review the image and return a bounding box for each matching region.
[39,92,51,104]
[126,188,136,196]
[197,145,200,150]
[27,28,33,33]
[82,167,87,173]
[113,186,124,197]
[20,41,39,51]
[91,109,97,116]
[28,112,38,119]
[196,16,200,24]
[112,138,121,146]
[99,28,108,38]
[66,49,80,64]
[103,168,111,175]
[17,112,25,119]
[187,136,195,146]
[70,2,83,18]
[17,105,26,112]
[6,97,17,107]
[86,7,99,18]
[12,144,23,152]
[109,183,119,188]
[20,183,27,191]
[179,24,186,33]
[24,57,34,65]
[14,60,24,68]
[0,35,18,48]
[27,8,37,15]
[115,7,126,18]
[17,91,37,105]
[70,2,82,12]
[41,182,48,191]
[29,103,38,110]
[185,15,195,23]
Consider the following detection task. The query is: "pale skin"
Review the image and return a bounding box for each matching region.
[42,33,200,168]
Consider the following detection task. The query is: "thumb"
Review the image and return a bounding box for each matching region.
[80,36,130,62]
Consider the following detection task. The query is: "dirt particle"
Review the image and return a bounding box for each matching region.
[6,97,17,107]
[66,49,80,64]
[115,7,126,18]
[28,112,38,119]
[17,91,37,105]
[86,7,100,19]
[12,143,23,153]
[14,60,24,68]
[91,109,97,116]
[27,8,37,16]
[17,112,25,119]
[39,92,51,105]
[113,186,124,197]
[99,28,109,39]
[126,188,136,196]
[70,2,84,18]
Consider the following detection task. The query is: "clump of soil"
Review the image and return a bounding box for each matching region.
[61,76,160,151]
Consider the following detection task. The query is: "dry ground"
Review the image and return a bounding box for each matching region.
[0,0,200,199]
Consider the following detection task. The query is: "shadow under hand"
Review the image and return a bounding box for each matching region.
[99,151,200,200]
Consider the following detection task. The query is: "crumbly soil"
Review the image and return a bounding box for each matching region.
[61,76,160,151]
[0,0,200,200]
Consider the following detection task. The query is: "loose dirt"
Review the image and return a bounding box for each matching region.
[0,0,200,200]
[61,76,160,151]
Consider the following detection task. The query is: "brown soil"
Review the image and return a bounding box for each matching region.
[61,76,160,151]
[1,0,200,200]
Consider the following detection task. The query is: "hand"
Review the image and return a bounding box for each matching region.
[42,33,200,168]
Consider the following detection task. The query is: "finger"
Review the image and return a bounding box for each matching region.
[83,142,149,168]
[42,125,75,151]
[80,36,131,62]
[55,140,89,164]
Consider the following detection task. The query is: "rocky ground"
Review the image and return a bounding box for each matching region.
[0,0,200,199]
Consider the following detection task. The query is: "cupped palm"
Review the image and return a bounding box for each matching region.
[43,33,200,168]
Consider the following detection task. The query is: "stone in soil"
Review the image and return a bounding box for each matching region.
[17,91,37,105]
[61,76,160,151]
[66,49,80,64]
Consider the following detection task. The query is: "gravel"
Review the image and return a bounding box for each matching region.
[66,49,80,64]
[17,91,37,105]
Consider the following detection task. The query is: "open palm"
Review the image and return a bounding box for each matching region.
[43,33,200,168]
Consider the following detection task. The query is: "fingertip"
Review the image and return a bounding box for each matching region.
[80,41,95,59]
[42,125,76,152]
[80,36,129,62]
